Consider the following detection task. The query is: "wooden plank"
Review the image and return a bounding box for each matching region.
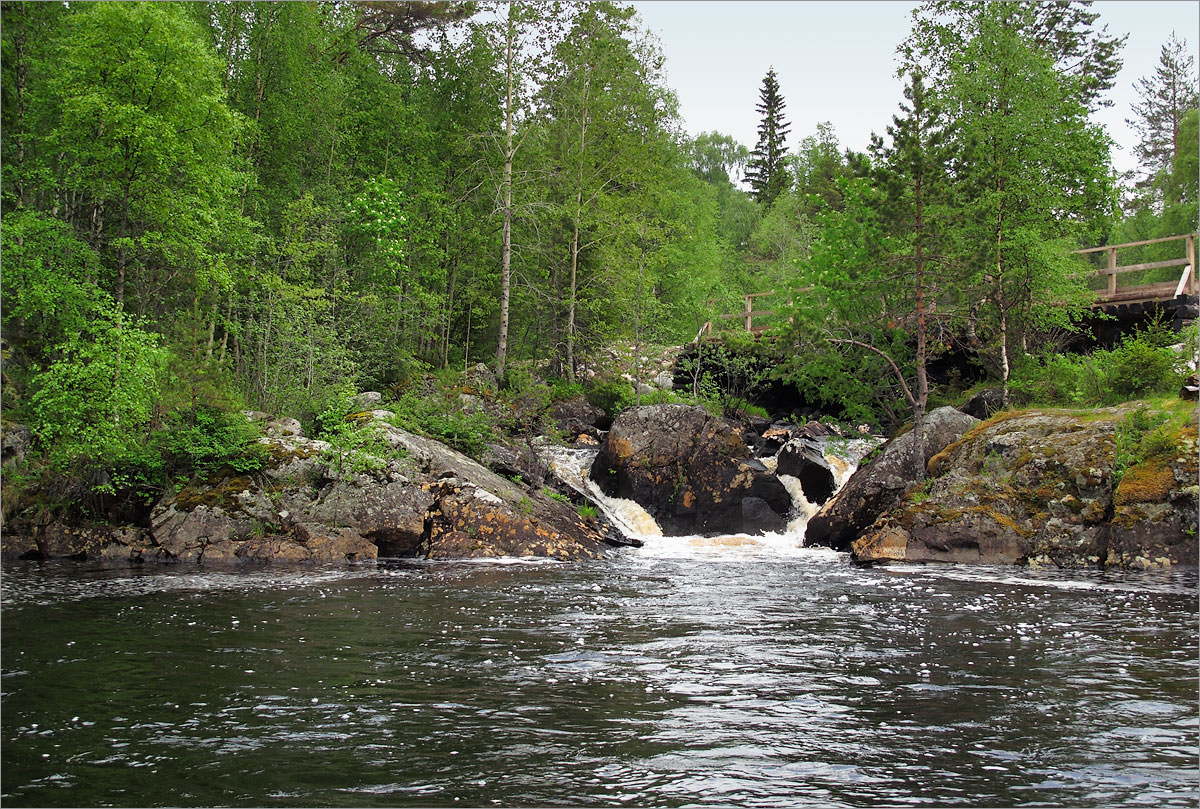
[1074,233,1199,254]
[1096,257,1190,275]
[1093,282,1179,304]
[718,310,777,320]
[1173,264,1192,298]
[1188,235,1198,295]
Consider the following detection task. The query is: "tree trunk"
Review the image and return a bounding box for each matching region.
[495,4,517,380]
[565,62,591,383]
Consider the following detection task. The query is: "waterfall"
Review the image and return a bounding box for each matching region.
[541,437,874,559]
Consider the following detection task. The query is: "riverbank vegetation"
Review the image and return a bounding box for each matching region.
[1,1,1196,526]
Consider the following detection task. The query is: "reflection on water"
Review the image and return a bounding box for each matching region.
[2,556,1196,807]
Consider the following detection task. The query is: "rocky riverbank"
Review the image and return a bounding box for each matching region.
[1,394,632,564]
[807,403,1198,570]
[4,382,1194,570]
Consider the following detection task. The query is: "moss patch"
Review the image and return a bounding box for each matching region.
[175,475,256,512]
[1114,461,1175,505]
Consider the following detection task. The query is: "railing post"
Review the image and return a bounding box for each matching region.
[744,294,753,333]
[1107,246,1117,297]
[1187,235,1197,295]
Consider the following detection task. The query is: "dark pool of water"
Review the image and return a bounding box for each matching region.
[2,552,1197,807]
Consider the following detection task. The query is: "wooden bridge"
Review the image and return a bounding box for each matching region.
[699,233,1198,338]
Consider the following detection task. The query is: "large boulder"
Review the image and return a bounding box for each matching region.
[776,439,836,505]
[591,404,792,536]
[424,481,609,560]
[301,476,434,557]
[546,395,606,438]
[806,407,979,551]
[852,407,1199,569]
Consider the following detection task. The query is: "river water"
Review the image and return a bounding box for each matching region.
[2,449,1197,807]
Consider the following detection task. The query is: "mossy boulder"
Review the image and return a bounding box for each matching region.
[852,407,1198,569]
[806,407,980,551]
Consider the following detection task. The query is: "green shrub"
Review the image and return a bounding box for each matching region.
[548,378,585,402]
[157,406,266,478]
[1112,407,1169,483]
[585,378,634,419]
[1105,336,1181,399]
[387,390,496,459]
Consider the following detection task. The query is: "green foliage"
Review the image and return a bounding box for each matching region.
[30,311,168,474]
[585,379,635,419]
[387,390,496,460]
[1106,336,1183,398]
[156,406,266,479]
[0,210,110,366]
[316,389,407,476]
[745,68,792,206]
[1112,407,1172,484]
[576,503,599,520]
[1009,326,1188,408]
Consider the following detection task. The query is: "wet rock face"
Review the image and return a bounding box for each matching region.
[591,404,792,536]
[806,407,980,551]
[852,408,1199,569]
[776,439,836,505]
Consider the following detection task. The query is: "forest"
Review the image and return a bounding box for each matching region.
[1,0,1197,520]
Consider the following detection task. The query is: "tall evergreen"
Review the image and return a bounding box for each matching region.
[1128,32,1199,201]
[745,67,791,207]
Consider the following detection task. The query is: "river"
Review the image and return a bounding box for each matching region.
[2,448,1197,807]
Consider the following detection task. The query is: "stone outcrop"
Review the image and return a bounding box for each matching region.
[545,396,606,439]
[805,407,979,551]
[852,406,1199,569]
[8,405,622,565]
[592,404,793,536]
[776,439,836,505]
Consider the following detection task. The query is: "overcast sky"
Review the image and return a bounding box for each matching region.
[629,1,1200,177]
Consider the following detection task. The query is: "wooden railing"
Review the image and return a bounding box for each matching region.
[1073,233,1197,306]
[699,235,1198,340]
[697,287,813,340]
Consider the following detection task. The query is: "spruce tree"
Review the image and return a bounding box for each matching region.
[745,67,792,207]
[1128,32,1199,200]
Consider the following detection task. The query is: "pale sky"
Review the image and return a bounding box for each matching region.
[630,1,1200,177]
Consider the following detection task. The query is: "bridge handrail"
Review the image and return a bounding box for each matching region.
[702,234,1198,340]
[1073,233,1197,301]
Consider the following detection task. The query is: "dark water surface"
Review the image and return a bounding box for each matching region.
[2,552,1197,807]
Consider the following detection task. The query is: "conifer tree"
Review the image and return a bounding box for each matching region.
[1128,32,1199,201]
[745,67,792,207]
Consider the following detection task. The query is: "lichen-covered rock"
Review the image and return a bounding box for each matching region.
[425,483,609,560]
[852,407,1199,569]
[303,478,434,557]
[150,503,248,561]
[807,407,979,550]
[1,422,32,468]
[7,522,153,562]
[591,404,792,536]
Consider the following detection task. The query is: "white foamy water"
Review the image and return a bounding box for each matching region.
[541,442,868,560]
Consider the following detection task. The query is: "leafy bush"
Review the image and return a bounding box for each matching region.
[548,378,585,402]
[316,388,407,475]
[30,310,167,474]
[156,406,266,478]
[1010,328,1185,407]
[387,390,496,459]
[585,378,634,419]
[1112,407,1171,484]
[1106,335,1182,399]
